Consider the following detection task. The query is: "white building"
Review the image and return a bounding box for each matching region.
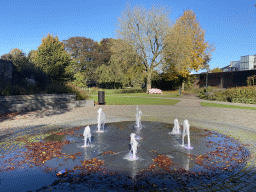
[222,55,256,72]
[240,55,255,70]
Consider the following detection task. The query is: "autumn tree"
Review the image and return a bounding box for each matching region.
[35,34,72,82]
[7,48,29,72]
[98,38,113,65]
[63,37,103,84]
[96,61,128,88]
[210,67,222,73]
[27,50,37,63]
[96,39,140,88]
[113,4,171,92]
[1,53,12,61]
[164,10,215,91]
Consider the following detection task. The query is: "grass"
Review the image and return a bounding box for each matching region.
[201,102,256,110]
[109,91,182,98]
[89,95,180,105]
[89,89,182,98]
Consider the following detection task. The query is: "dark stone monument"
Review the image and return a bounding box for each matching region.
[0,59,14,86]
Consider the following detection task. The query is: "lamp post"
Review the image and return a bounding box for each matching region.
[206,70,208,87]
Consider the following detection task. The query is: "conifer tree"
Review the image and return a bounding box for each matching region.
[35,34,72,82]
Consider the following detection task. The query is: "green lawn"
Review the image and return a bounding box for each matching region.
[201,102,256,110]
[108,92,182,98]
[90,96,180,105]
[89,89,182,98]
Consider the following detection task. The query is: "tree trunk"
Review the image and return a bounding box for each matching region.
[181,80,185,91]
[146,72,152,93]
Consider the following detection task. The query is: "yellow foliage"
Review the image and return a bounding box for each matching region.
[164,10,214,81]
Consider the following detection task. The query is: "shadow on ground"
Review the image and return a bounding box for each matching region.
[0,108,72,123]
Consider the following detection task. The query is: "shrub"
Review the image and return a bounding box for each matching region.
[43,82,89,100]
[197,86,215,100]
[184,75,197,90]
[214,91,228,102]
[89,87,100,94]
[114,88,146,94]
[198,86,256,104]
[44,82,72,94]
[247,75,256,86]
[65,82,89,100]
[0,84,26,96]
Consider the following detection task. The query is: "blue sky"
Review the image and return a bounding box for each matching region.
[1,0,255,74]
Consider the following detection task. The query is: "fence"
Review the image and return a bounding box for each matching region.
[193,69,256,89]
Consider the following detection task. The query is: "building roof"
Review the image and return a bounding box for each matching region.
[221,65,231,70]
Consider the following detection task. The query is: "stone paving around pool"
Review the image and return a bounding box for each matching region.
[0,94,256,191]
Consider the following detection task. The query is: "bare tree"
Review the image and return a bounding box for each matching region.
[114,4,171,92]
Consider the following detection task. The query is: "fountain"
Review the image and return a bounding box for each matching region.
[97,108,105,132]
[130,133,138,160]
[131,136,138,160]
[124,133,138,161]
[134,105,142,129]
[180,120,193,149]
[1,119,250,192]
[81,126,91,147]
[130,133,136,145]
[169,118,181,134]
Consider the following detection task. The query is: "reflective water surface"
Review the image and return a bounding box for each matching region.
[0,121,250,191]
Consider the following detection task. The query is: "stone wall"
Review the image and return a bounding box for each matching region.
[0,93,94,115]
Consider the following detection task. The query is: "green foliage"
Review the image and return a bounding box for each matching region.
[0,84,26,96]
[96,62,129,89]
[1,47,51,93]
[247,75,256,86]
[0,81,88,100]
[45,82,88,100]
[184,75,197,90]
[65,82,89,100]
[227,86,256,104]
[114,88,146,94]
[198,86,256,104]
[213,90,227,101]
[88,87,100,94]
[73,72,87,88]
[201,102,256,110]
[63,37,112,82]
[44,82,71,94]
[126,64,146,88]
[8,48,29,72]
[0,64,49,96]
[27,50,37,63]
[210,67,223,73]
[35,34,72,82]
[89,95,180,105]
[197,86,216,100]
